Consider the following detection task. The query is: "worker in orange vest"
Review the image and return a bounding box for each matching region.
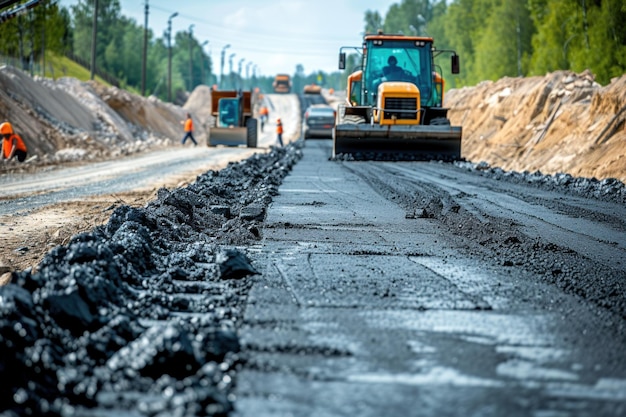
[276,118,284,146]
[259,105,269,131]
[1,122,28,163]
[180,113,197,146]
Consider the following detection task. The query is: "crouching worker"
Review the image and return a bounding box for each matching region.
[1,122,28,163]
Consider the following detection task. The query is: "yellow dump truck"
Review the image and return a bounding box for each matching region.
[207,90,257,148]
[303,83,322,95]
[273,74,292,94]
[335,31,462,160]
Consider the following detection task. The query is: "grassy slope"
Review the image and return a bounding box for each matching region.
[42,52,140,95]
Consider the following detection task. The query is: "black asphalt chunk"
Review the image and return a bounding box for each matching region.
[0,143,303,416]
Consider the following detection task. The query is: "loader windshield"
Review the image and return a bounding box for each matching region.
[218,98,239,127]
[363,39,433,107]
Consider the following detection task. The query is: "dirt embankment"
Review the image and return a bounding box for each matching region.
[446,70,626,182]
[0,65,211,169]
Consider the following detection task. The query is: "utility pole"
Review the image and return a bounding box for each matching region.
[220,44,231,89]
[246,61,252,90]
[41,1,45,77]
[141,0,149,96]
[238,58,244,90]
[228,53,235,90]
[200,41,208,85]
[167,12,178,102]
[90,0,99,80]
[188,24,194,92]
[28,8,34,76]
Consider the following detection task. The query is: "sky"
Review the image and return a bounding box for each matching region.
[59,0,400,77]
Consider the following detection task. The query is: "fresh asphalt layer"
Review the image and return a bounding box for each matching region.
[235,140,626,417]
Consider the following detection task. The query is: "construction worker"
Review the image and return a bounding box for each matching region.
[276,118,284,147]
[259,105,269,131]
[180,113,197,146]
[1,122,28,163]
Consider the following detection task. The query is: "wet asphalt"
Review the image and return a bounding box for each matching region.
[235,140,626,417]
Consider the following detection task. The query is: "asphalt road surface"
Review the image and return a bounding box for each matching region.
[2,92,624,416]
[235,139,626,417]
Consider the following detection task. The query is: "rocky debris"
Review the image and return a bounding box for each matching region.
[0,143,303,416]
[446,70,626,182]
[456,161,626,204]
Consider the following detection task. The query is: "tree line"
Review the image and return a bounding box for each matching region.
[1,0,624,101]
[0,0,347,101]
[359,0,626,88]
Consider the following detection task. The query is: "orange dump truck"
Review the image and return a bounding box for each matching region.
[273,74,291,94]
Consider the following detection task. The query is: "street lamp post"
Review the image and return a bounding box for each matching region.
[228,53,235,90]
[220,44,231,89]
[167,12,178,102]
[200,41,208,86]
[188,24,195,92]
[246,61,252,89]
[237,58,244,89]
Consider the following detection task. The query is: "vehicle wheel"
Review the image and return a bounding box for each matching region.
[246,118,258,148]
[430,117,451,126]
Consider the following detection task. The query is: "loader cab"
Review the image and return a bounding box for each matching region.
[362,37,435,108]
[218,98,239,127]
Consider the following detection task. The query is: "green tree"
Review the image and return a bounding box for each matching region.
[364,10,383,35]
[383,0,434,36]
[474,0,533,82]
[70,0,129,75]
[569,0,626,83]
[528,0,578,75]
[0,1,71,74]
[529,0,626,84]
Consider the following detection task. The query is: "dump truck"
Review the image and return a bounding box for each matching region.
[303,83,322,95]
[334,31,462,160]
[273,74,291,94]
[207,90,257,148]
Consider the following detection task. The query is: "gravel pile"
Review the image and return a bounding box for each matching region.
[456,160,626,204]
[0,143,302,416]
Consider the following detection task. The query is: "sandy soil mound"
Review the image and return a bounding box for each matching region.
[0,65,206,167]
[446,70,626,182]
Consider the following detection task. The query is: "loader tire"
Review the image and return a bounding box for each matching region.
[246,118,258,148]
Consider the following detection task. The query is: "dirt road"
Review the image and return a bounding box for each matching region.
[235,139,626,416]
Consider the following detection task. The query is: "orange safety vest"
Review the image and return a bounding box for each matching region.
[276,123,283,134]
[2,134,27,158]
[184,118,193,132]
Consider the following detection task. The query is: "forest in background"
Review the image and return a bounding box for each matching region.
[358,0,626,89]
[0,0,625,103]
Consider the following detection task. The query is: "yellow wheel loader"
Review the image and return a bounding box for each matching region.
[334,31,462,160]
[208,90,257,148]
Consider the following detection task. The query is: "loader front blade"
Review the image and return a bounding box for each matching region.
[208,127,248,147]
[333,124,462,161]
